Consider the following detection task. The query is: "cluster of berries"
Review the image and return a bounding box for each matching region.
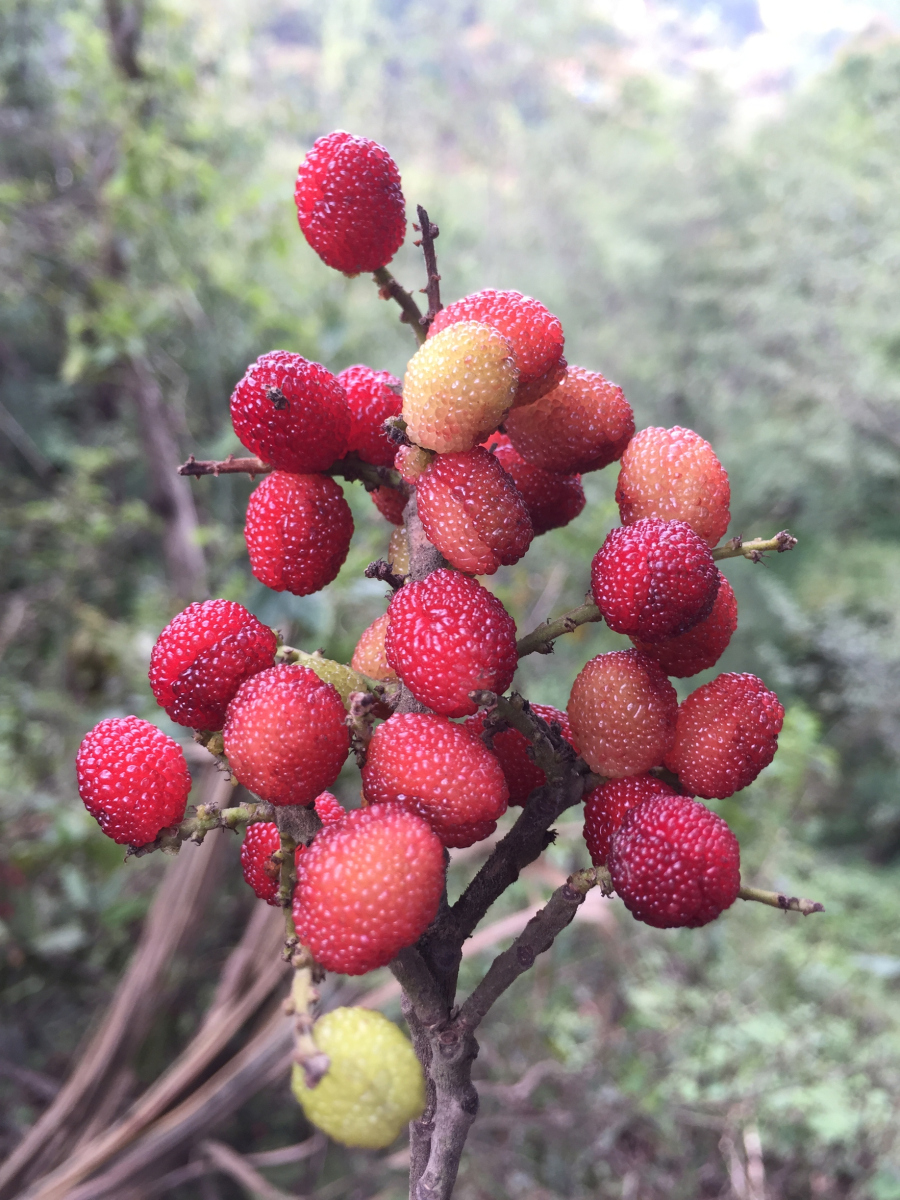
[75,129,788,999]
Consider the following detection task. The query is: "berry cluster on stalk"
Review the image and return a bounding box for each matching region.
[74,128,817,1169]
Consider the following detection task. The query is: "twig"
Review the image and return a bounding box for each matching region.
[515,598,602,657]
[346,690,378,767]
[738,885,824,916]
[178,452,405,494]
[286,969,329,1089]
[388,947,447,1029]
[712,531,798,562]
[365,558,407,591]
[127,800,274,858]
[178,454,271,478]
[373,266,427,345]
[414,205,442,331]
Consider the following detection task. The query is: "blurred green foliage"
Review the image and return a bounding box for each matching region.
[2,0,900,1195]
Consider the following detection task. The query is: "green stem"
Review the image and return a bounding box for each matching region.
[515,599,602,658]
[712,531,798,561]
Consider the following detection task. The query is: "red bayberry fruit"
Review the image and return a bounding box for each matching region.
[230,351,351,474]
[244,471,353,596]
[416,447,533,575]
[369,484,407,525]
[385,569,517,717]
[568,650,678,778]
[223,665,349,806]
[76,717,191,846]
[313,791,346,824]
[582,773,678,866]
[294,131,406,275]
[428,289,566,407]
[241,793,346,905]
[483,432,585,536]
[631,572,737,677]
[504,366,634,474]
[608,794,741,928]
[361,713,509,847]
[616,426,731,547]
[149,600,277,731]
[337,365,402,467]
[591,518,720,642]
[464,703,577,806]
[665,673,785,799]
[351,613,397,682]
[293,806,444,975]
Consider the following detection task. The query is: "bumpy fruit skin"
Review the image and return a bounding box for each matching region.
[149,600,277,731]
[337,365,402,467]
[631,572,737,677]
[230,351,350,474]
[428,289,566,407]
[582,774,677,866]
[665,673,785,799]
[370,484,407,525]
[484,433,585,536]
[223,665,349,806]
[388,526,410,576]
[616,425,731,547]
[294,131,406,275]
[291,1008,425,1148]
[293,806,444,973]
[395,444,434,484]
[241,794,345,905]
[402,321,518,453]
[416,447,533,575]
[361,713,509,847]
[608,794,741,928]
[244,472,353,596]
[505,366,634,474]
[591,518,720,642]
[568,650,678,778]
[465,703,577,806]
[312,791,346,824]
[351,613,397,682]
[385,570,517,717]
[76,717,190,846]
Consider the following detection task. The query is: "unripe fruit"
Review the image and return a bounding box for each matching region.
[608,794,741,928]
[385,569,517,717]
[567,650,678,778]
[616,425,731,547]
[582,773,677,866]
[76,717,191,846]
[370,484,407,525]
[337,365,402,467]
[230,351,350,474]
[591,518,719,642]
[244,472,353,596]
[402,321,518,453]
[351,613,397,682]
[395,444,434,484]
[149,600,277,731]
[484,433,585,536]
[631,572,737,677]
[294,131,406,275]
[240,794,346,905]
[361,713,509,847]
[289,650,372,707]
[291,1008,425,1147]
[223,665,349,806]
[293,806,444,973]
[665,673,785,799]
[428,289,566,407]
[464,703,577,806]
[388,526,410,576]
[505,366,634,474]
[416,447,533,575]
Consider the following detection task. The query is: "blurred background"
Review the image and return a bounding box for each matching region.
[2,0,900,1197]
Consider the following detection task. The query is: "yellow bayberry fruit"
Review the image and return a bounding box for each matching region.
[388,526,410,576]
[402,320,518,453]
[291,650,370,706]
[291,1007,425,1148]
[351,613,396,682]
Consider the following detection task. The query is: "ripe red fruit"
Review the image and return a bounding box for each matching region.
[591,518,720,642]
[504,366,634,474]
[223,665,350,806]
[337,365,402,467]
[582,774,677,866]
[350,613,397,682]
[416,447,533,575]
[608,794,741,928]
[361,713,509,847]
[665,673,785,799]
[244,471,353,596]
[230,351,350,474]
[76,717,191,846]
[631,572,737,677]
[313,791,347,825]
[293,806,444,975]
[241,794,346,905]
[464,703,577,806]
[149,600,277,731]
[369,484,407,525]
[428,289,566,407]
[385,569,517,717]
[483,433,585,536]
[568,650,678,778]
[294,130,406,275]
[616,426,731,547]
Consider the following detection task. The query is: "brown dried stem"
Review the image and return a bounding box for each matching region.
[373,266,427,344]
[178,451,405,494]
[415,205,442,331]
[738,884,824,915]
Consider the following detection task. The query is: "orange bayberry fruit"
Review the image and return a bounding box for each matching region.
[616,426,731,547]
[402,321,518,453]
[351,613,397,682]
[631,572,737,677]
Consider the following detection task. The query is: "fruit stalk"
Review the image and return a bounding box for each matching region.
[738,884,824,915]
[178,451,405,493]
[515,597,602,657]
[127,800,274,857]
[712,530,798,561]
[373,266,428,344]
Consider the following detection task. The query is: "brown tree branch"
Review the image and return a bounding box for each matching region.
[414,206,442,331]
[373,267,427,345]
[178,452,406,493]
[515,598,602,657]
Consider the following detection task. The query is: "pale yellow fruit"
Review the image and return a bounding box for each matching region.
[292,651,370,707]
[388,526,410,576]
[291,1007,425,1149]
